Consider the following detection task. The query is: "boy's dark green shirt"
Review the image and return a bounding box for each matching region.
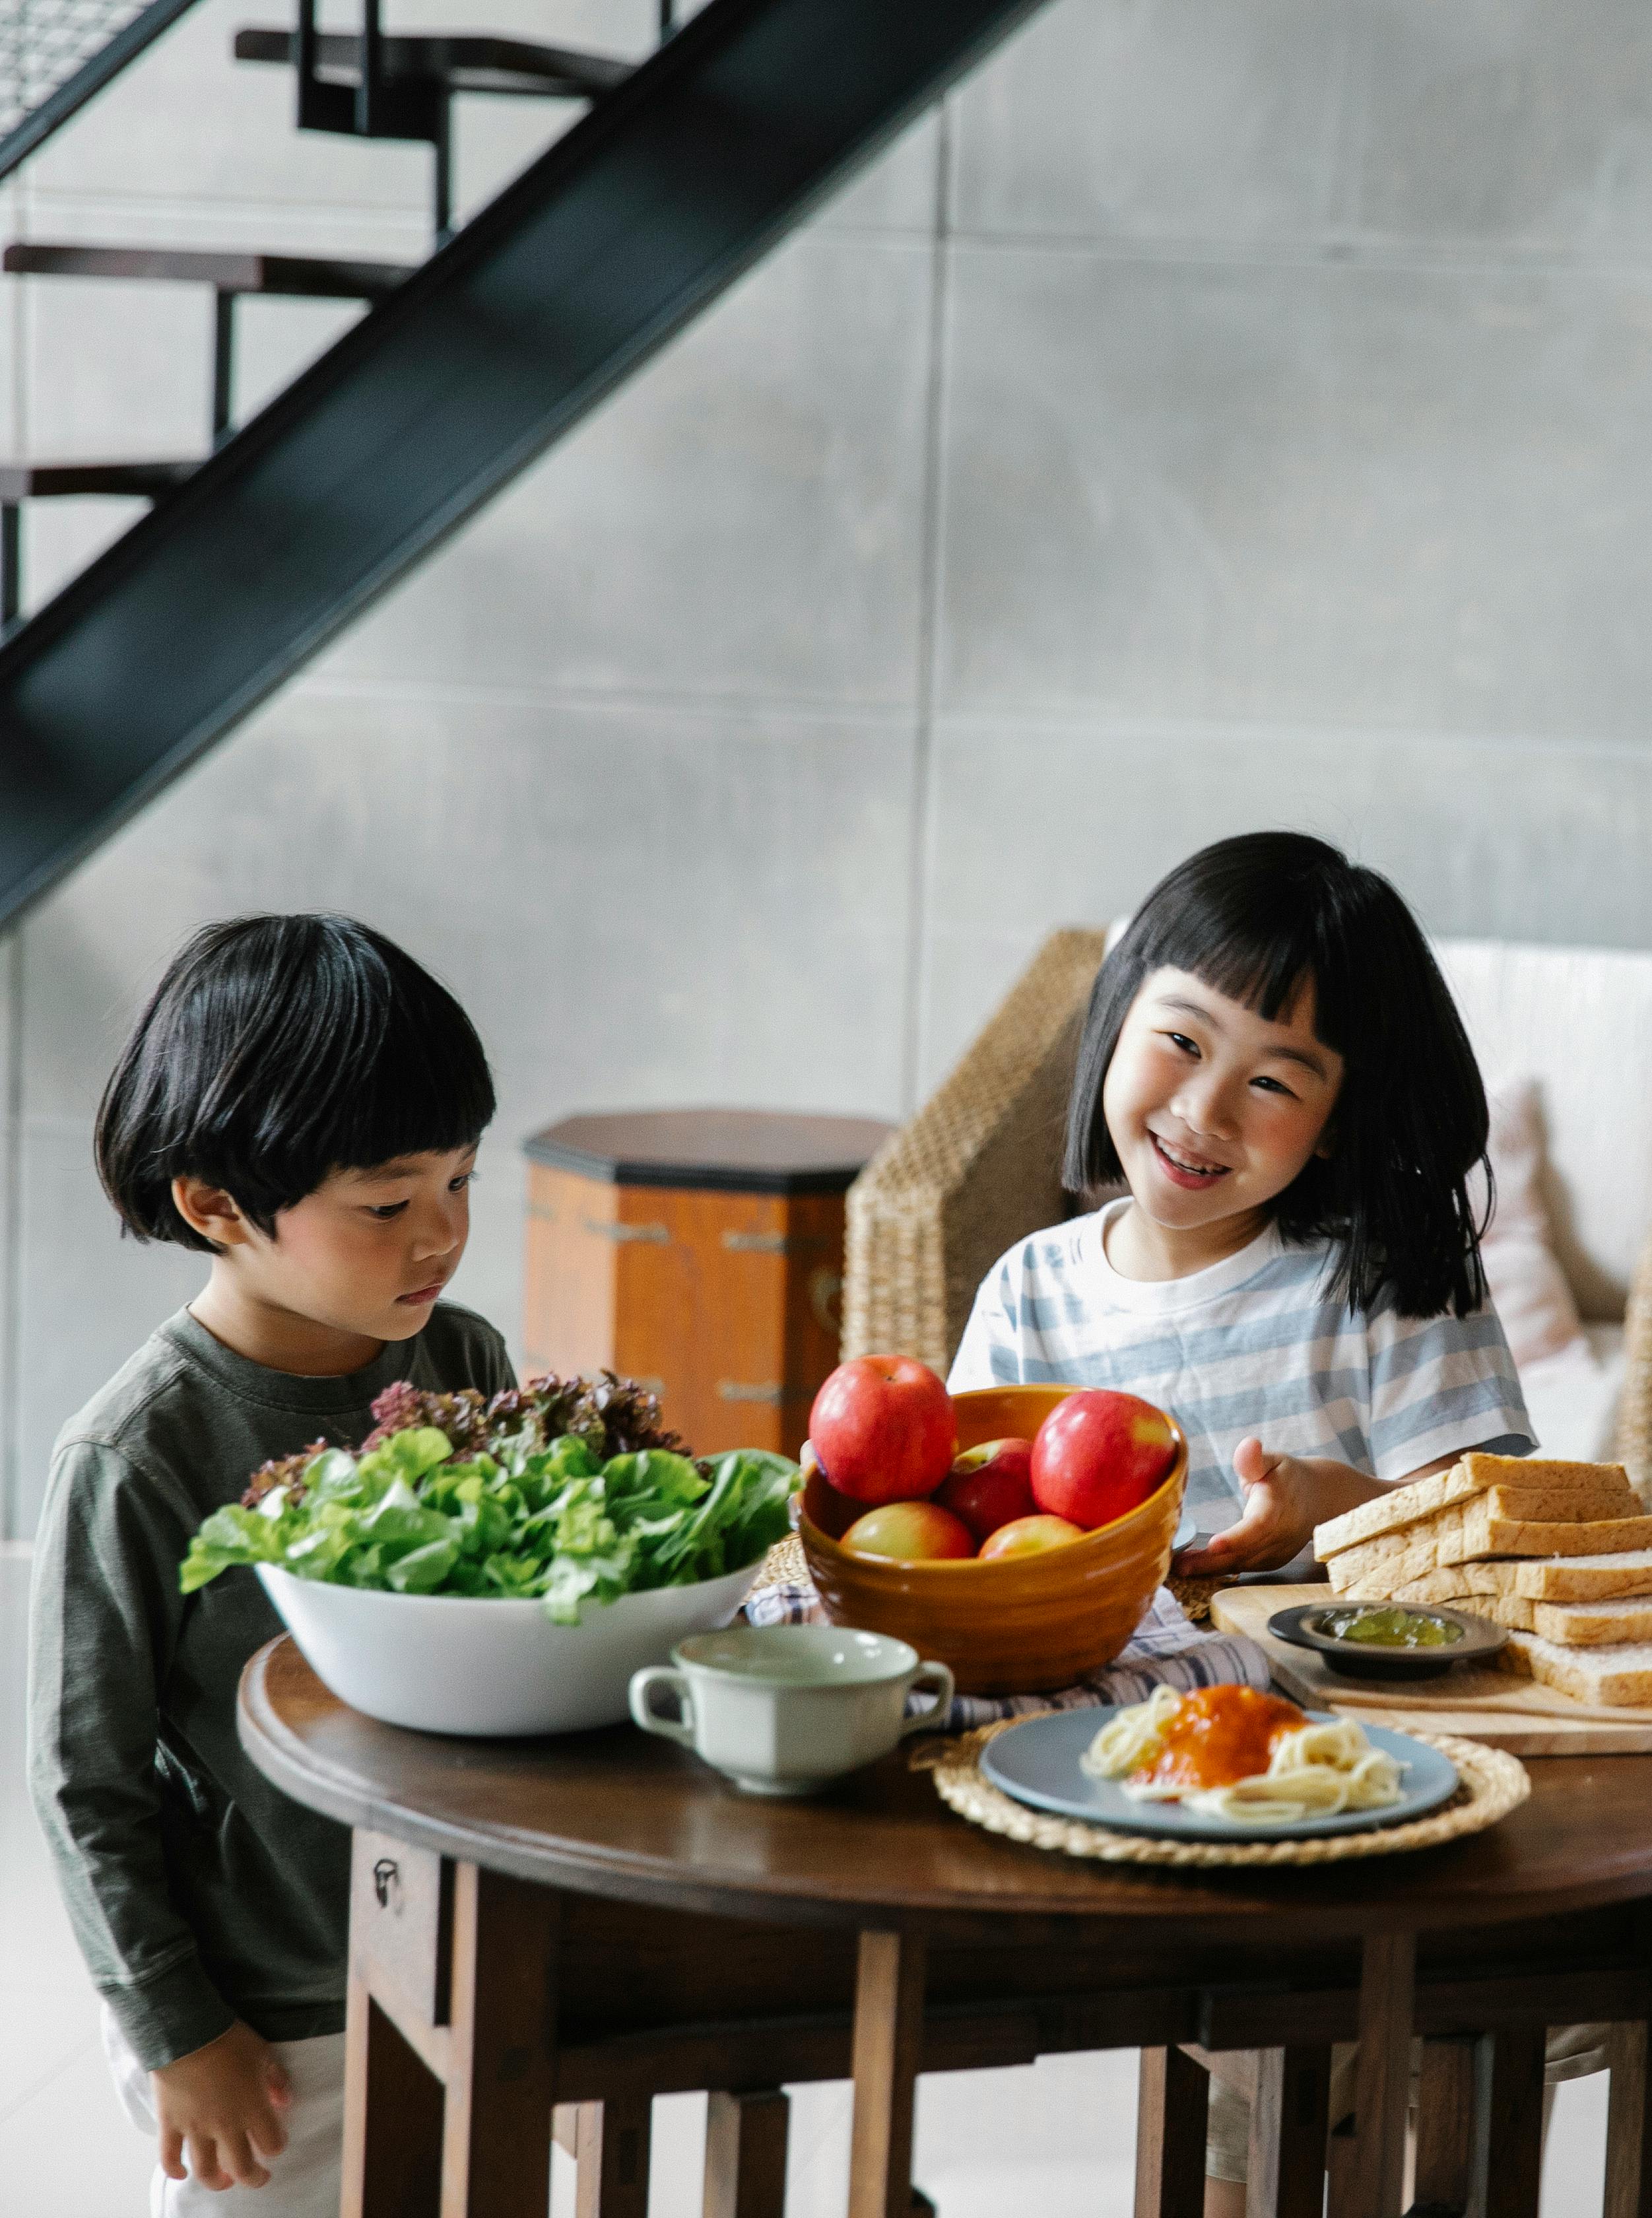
[28,1301,513,2071]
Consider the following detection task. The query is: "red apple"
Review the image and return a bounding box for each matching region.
[841,1500,976,1562]
[1030,1390,1177,1531]
[935,1437,1036,1541]
[808,1355,956,1505]
[977,1513,1084,1561]
[799,1443,868,1541]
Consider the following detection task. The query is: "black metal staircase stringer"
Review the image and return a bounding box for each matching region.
[0,0,1052,929]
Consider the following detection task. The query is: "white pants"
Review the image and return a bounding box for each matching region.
[102,2006,345,2218]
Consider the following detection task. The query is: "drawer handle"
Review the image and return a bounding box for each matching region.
[582,1219,669,1244]
[717,1380,783,1404]
[721,1229,835,1254]
[372,1858,400,1911]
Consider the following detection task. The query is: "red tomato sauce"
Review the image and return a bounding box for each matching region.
[1130,1685,1307,1792]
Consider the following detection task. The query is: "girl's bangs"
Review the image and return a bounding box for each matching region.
[1136,906,1336,1043]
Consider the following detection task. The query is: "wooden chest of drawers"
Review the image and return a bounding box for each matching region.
[523,1110,891,1459]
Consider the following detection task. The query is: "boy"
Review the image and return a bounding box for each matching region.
[28,914,513,2213]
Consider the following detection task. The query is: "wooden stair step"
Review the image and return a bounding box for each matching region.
[0,460,199,502]
[232,28,632,100]
[3,242,411,299]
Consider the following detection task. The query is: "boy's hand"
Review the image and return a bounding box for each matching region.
[1172,1438,1387,1578]
[153,2020,292,2191]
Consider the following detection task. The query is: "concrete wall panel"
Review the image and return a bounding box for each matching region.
[950,0,1354,244]
[1344,0,1652,248]
[937,245,1652,737]
[318,232,937,708]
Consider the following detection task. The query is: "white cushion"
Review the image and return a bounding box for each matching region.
[1521,1324,1626,1464]
[1476,1079,1585,1367]
[1436,939,1652,1321]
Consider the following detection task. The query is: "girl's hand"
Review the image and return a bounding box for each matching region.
[1173,1438,1385,1578]
[152,2020,292,2190]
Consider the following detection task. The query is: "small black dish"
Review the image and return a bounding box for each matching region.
[1267,1601,1508,1682]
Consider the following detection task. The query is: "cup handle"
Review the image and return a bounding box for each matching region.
[629,1665,696,1744]
[900,1660,956,1735]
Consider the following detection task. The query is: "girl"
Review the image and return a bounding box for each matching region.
[947,830,1570,2215]
[950,829,1533,1578]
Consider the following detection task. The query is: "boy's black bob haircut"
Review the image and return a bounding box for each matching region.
[1063,831,1490,1322]
[97,914,495,1252]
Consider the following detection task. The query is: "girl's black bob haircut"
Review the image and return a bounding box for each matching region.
[97,914,496,1252]
[1063,831,1490,1321]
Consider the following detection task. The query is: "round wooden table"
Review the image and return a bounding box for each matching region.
[240,1636,1652,2218]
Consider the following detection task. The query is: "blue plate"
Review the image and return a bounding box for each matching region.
[979,1705,1459,1844]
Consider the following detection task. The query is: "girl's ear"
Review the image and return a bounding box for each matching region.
[1313,1117,1338,1161]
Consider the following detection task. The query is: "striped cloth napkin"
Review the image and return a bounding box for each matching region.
[743,1566,1273,1734]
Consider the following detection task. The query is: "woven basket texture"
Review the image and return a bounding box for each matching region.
[843,928,1109,1374]
[917,1720,1529,1869]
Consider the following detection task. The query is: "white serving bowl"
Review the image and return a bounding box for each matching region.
[257,1561,761,1737]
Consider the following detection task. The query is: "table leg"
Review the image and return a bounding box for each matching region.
[848,1928,927,2218]
[1330,1932,1414,2218]
[1326,2118,1356,2217]
[1607,2022,1652,2218]
[573,2096,652,2218]
[1412,2038,1476,2218]
[1135,2045,1210,2218]
[439,1861,561,2218]
[342,1969,443,2218]
[1410,2040,1472,2218]
[1247,2046,1331,2218]
[704,2089,790,2218]
[1472,2029,1545,2218]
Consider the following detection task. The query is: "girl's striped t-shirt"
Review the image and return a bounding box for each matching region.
[947,1199,1535,1533]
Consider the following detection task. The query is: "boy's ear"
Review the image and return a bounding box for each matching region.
[172,1175,255,1250]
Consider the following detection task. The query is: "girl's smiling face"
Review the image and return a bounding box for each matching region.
[1102,966,1344,1252]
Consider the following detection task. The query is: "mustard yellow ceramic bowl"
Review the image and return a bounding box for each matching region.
[799,1384,1189,1695]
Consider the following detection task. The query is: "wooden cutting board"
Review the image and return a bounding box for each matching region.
[1211,1584,1652,1755]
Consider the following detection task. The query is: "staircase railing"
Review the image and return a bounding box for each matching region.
[0,0,1048,929]
[0,0,203,184]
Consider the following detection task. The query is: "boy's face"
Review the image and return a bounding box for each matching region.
[186,1145,478,1345]
[1102,966,1343,1238]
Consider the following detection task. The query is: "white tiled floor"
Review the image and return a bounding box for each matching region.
[0,1552,1614,2216]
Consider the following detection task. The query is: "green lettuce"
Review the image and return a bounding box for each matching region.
[180,1402,799,1623]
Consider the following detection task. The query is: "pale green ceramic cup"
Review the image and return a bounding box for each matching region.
[628,1623,955,1796]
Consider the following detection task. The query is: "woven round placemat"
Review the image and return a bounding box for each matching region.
[756,1533,809,1589]
[1166,1572,1221,1625]
[915,1719,1529,1868]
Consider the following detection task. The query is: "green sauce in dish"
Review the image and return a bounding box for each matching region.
[1316,1605,1463,1650]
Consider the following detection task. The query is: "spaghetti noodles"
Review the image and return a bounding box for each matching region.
[1080,1683,1405,1824]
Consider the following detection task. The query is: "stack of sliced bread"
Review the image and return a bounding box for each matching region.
[1313,1453,1652,1706]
